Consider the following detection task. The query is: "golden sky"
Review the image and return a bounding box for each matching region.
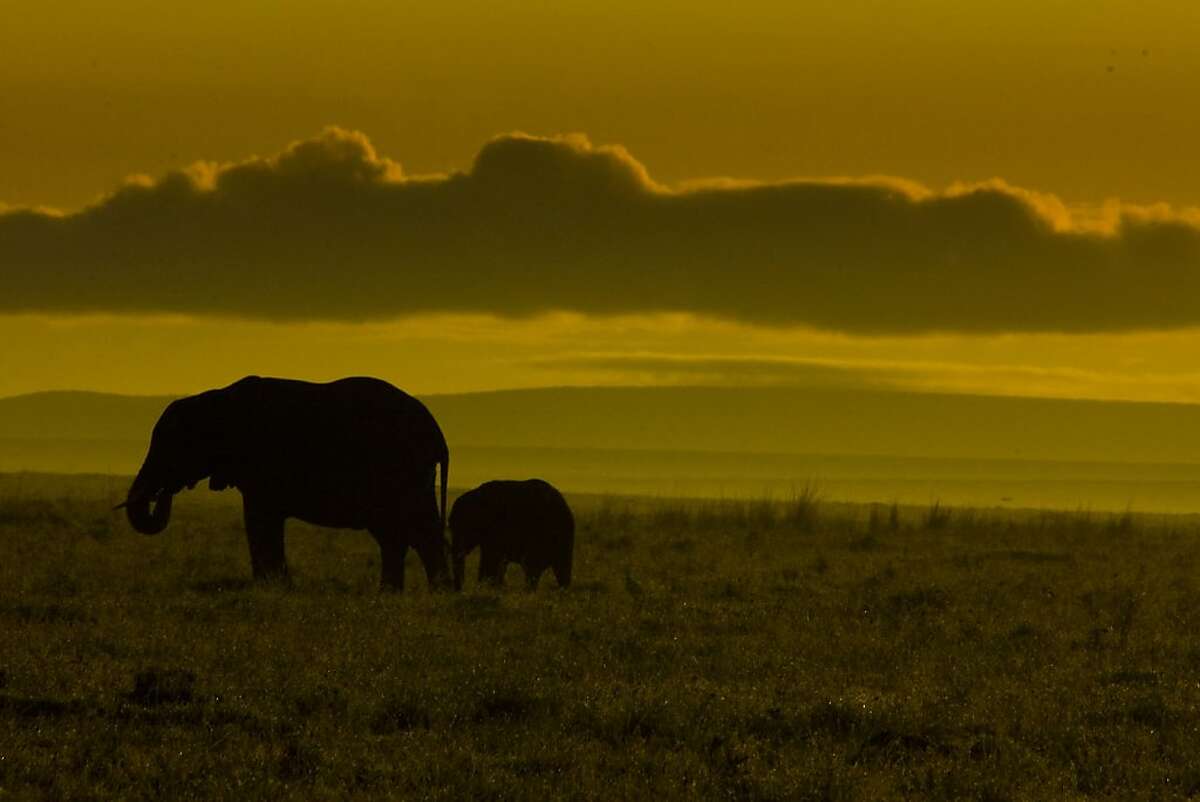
[2,1,1199,401]
[5,1,1200,210]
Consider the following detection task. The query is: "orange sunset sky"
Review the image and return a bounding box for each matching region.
[2,0,1199,402]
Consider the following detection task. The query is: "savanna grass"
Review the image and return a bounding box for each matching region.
[2,476,1200,799]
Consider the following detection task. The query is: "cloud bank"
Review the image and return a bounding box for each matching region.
[2,127,1198,333]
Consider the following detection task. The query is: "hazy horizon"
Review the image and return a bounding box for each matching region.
[5,383,1200,512]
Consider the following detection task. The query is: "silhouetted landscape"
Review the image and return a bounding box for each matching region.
[6,1,1200,796]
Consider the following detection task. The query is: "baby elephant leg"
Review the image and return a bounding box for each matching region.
[552,537,573,588]
[523,561,546,591]
[478,547,506,587]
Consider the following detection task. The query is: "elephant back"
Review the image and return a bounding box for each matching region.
[234,376,447,478]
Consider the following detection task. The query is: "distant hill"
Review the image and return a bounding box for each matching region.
[0,391,176,441]
[4,386,1200,511]
[3,385,1200,464]
[425,386,1200,464]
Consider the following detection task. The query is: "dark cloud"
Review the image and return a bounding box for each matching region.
[2,127,1199,333]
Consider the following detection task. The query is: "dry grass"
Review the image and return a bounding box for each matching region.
[2,476,1200,799]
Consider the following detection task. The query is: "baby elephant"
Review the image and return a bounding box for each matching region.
[449,479,574,591]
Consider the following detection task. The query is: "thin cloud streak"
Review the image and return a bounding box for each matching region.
[2,311,1200,403]
[527,352,1200,405]
[2,127,1199,333]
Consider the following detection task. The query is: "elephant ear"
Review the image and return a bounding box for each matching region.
[203,383,255,493]
[208,456,240,491]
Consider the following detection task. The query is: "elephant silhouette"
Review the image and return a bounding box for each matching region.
[449,479,574,590]
[120,376,451,590]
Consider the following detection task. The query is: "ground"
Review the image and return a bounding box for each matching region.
[2,474,1199,800]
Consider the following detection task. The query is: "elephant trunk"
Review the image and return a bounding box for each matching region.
[124,470,173,535]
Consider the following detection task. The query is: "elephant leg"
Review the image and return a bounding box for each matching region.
[242,496,288,582]
[523,562,545,592]
[406,488,452,591]
[370,528,408,591]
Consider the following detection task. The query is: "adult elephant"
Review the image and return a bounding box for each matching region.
[120,376,452,590]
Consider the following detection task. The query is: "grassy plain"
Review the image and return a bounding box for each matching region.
[2,474,1200,800]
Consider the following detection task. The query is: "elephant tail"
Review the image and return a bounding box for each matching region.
[439,451,449,535]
